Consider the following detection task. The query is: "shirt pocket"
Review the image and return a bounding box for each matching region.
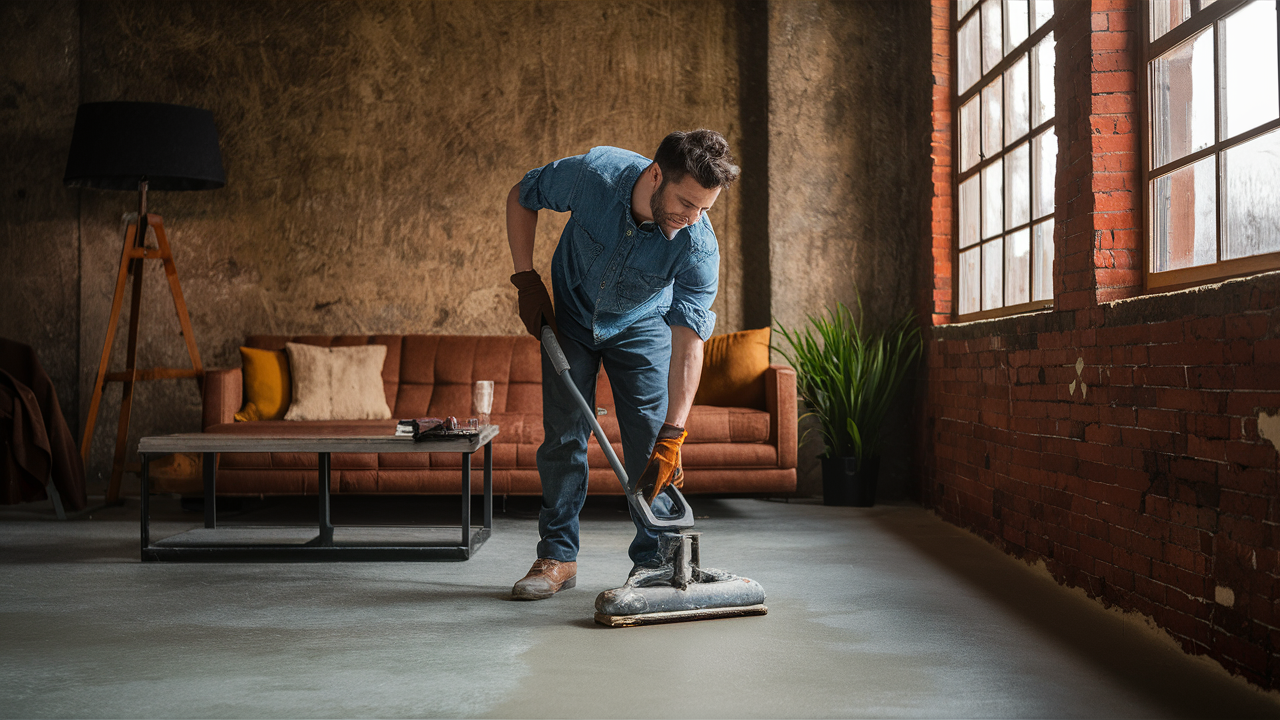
[616,266,669,303]
[567,220,604,284]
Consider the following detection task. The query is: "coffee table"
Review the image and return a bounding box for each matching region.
[136,425,498,562]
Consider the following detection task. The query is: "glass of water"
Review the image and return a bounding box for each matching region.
[473,380,494,426]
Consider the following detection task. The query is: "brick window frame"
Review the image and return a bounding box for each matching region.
[1141,0,1280,292]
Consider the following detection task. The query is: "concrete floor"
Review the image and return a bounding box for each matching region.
[2,495,1279,719]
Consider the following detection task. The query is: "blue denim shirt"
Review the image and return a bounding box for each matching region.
[518,146,719,344]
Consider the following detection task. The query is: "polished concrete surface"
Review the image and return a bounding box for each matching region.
[2,495,1278,719]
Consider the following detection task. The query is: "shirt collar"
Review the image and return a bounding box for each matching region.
[621,161,686,241]
[618,163,645,207]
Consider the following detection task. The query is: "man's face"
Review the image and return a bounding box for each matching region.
[649,172,722,239]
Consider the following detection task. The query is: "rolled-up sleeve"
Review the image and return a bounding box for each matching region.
[664,253,718,341]
[518,154,584,213]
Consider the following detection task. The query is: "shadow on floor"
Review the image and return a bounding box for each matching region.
[867,505,1280,719]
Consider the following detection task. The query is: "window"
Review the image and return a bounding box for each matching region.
[1145,0,1280,289]
[954,0,1057,320]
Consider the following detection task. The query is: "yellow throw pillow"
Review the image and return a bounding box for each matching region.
[693,327,771,409]
[235,346,292,421]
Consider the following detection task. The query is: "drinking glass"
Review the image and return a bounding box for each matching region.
[473,380,494,426]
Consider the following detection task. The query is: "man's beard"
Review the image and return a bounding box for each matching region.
[649,181,683,239]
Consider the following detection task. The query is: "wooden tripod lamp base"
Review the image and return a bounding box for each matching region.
[80,198,204,504]
[64,101,225,505]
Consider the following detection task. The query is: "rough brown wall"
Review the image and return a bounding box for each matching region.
[0,0,81,424]
[768,0,932,497]
[68,0,744,488]
[0,0,930,497]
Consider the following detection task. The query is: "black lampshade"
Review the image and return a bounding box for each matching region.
[64,101,225,191]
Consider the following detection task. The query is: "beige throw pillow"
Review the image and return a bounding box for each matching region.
[283,342,392,421]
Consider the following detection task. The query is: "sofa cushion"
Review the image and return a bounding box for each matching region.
[235,346,291,421]
[284,343,392,421]
[694,327,771,410]
[684,406,770,444]
[245,335,403,414]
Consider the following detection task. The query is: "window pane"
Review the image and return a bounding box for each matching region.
[960,97,981,171]
[1033,219,1054,301]
[983,160,1004,239]
[1222,0,1280,140]
[1223,128,1280,259]
[1151,155,1217,272]
[1005,228,1031,305]
[1033,129,1058,218]
[959,15,981,93]
[1005,54,1031,143]
[960,247,981,315]
[1006,141,1031,228]
[1150,27,1215,168]
[960,0,980,18]
[960,176,981,248]
[1032,0,1052,29]
[1006,0,1029,53]
[983,239,1004,310]
[982,0,1003,73]
[1033,34,1055,127]
[982,76,1003,158]
[1150,0,1192,41]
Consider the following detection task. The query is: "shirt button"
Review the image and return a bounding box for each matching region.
[600,281,606,288]
[626,230,632,236]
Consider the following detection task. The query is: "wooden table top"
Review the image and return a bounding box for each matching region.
[137,424,499,454]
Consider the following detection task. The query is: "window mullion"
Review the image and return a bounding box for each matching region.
[1148,0,1249,57]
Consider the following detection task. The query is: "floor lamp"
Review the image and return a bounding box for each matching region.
[64,101,225,504]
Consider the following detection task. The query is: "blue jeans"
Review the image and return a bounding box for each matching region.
[536,309,676,566]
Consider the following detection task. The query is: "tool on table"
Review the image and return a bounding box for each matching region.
[540,326,767,627]
[395,416,480,441]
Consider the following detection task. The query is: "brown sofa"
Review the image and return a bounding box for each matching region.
[190,334,797,497]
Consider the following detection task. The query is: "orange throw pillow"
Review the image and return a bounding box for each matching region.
[693,327,771,409]
[234,346,292,421]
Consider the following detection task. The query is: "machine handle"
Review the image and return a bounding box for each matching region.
[540,326,570,375]
[539,326,694,531]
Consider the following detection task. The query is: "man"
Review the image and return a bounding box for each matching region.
[505,129,740,600]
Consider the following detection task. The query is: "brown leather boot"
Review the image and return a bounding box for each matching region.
[512,559,577,600]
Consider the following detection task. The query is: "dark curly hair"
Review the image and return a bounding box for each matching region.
[653,129,741,190]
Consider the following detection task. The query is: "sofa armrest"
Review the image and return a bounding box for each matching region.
[202,368,242,430]
[765,365,797,470]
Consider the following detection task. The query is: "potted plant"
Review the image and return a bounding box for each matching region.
[774,302,922,506]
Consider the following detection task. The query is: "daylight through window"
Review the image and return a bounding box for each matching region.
[955,0,1056,319]
[1145,0,1280,289]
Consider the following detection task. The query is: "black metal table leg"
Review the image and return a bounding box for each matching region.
[483,440,493,530]
[140,452,150,556]
[318,452,333,546]
[461,451,472,550]
[202,451,217,529]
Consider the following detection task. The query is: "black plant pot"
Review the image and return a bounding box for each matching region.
[820,456,880,507]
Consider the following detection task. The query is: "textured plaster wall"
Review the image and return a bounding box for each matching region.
[768,0,932,496]
[0,0,929,496]
[72,0,744,488]
[0,0,81,422]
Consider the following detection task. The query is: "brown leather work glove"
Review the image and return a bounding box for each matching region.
[637,423,687,505]
[510,269,557,339]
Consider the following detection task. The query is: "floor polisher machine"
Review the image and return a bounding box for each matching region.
[541,326,767,627]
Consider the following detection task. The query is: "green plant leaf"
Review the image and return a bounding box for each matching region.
[774,297,923,465]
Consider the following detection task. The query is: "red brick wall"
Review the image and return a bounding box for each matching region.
[922,0,1280,690]
[925,0,953,326]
